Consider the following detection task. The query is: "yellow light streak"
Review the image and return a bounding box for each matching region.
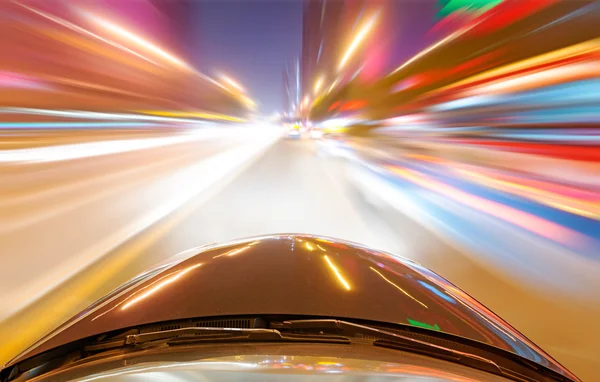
[241,95,257,109]
[121,263,202,310]
[438,38,600,92]
[324,255,351,291]
[305,242,314,251]
[137,110,243,122]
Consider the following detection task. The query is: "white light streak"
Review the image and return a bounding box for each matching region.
[339,12,379,70]
[84,13,190,70]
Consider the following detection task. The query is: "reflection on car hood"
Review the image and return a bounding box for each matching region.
[11,234,573,378]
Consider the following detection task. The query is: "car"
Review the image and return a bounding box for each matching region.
[285,128,301,139]
[1,235,579,381]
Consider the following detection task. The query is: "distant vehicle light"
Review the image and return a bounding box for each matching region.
[310,130,323,139]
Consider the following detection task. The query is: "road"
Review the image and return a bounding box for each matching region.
[0,132,598,380]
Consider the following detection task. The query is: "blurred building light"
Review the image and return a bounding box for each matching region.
[314,75,325,94]
[438,0,504,17]
[321,117,356,129]
[339,11,379,71]
[390,29,465,75]
[203,75,239,94]
[444,38,600,94]
[241,95,257,109]
[339,100,366,111]
[15,3,159,67]
[383,114,426,126]
[220,74,246,93]
[388,166,584,247]
[430,95,499,112]
[84,13,191,70]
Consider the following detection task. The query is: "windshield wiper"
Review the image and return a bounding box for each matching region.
[15,319,571,382]
[273,319,499,369]
[124,322,501,376]
[124,327,350,347]
[271,319,572,382]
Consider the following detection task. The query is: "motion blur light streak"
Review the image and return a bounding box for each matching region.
[387,165,586,249]
[2,0,600,379]
[369,267,428,309]
[13,2,160,67]
[220,74,247,93]
[323,255,351,291]
[138,110,243,122]
[446,38,600,92]
[338,11,379,71]
[390,29,465,76]
[121,263,202,310]
[454,168,600,220]
[0,134,210,164]
[313,76,324,94]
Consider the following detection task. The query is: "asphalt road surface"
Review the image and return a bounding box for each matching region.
[0,133,598,380]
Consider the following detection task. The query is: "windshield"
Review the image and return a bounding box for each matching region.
[12,345,519,381]
[0,1,597,381]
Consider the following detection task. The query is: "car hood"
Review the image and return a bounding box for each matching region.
[9,234,574,379]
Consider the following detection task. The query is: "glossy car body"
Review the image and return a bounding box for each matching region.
[2,235,578,381]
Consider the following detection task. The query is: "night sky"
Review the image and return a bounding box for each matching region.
[191,0,303,114]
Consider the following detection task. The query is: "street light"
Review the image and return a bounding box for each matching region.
[338,11,379,71]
